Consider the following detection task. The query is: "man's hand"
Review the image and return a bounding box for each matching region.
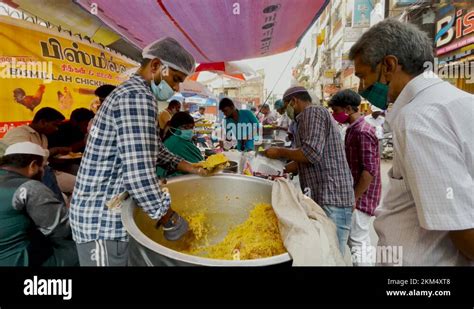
[264,147,283,159]
[284,161,298,174]
[352,202,357,212]
[177,160,208,176]
[193,166,209,176]
[157,209,189,241]
[449,229,474,261]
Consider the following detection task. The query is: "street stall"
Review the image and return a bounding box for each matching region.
[0,0,334,267]
[0,15,139,138]
[121,151,337,266]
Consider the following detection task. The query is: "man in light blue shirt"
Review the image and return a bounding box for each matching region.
[219,98,260,151]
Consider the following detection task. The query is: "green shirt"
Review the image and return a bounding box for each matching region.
[156,135,204,178]
[0,169,68,266]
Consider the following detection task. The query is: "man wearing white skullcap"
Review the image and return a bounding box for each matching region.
[264,86,355,255]
[70,37,209,266]
[0,142,78,266]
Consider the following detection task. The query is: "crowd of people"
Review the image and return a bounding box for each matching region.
[0,19,472,266]
[263,19,473,266]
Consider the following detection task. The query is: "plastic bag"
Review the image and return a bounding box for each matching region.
[251,155,285,175]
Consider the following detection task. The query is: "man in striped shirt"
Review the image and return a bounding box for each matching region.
[330,89,381,266]
[70,38,208,266]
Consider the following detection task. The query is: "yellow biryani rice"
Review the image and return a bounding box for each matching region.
[199,153,229,170]
[181,203,286,260]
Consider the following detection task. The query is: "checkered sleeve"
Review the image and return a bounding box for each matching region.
[156,134,184,168]
[113,93,177,220]
[359,129,379,177]
[300,108,327,164]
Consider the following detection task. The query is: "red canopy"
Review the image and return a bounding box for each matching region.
[75,0,328,62]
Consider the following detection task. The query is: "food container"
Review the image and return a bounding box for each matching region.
[121,174,291,266]
[222,161,238,173]
[258,139,286,150]
[271,140,285,148]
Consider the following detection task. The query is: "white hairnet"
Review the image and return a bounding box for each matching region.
[142,37,196,76]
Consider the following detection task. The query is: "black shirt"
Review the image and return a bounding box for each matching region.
[48,122,85,152]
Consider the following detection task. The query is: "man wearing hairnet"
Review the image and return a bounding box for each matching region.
[70,37,208,266]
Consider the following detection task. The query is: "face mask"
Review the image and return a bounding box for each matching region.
[151,69,174,101]
[171,128,193,140]
[332,111,349,124]
[286,103,295,120]
[359,67,389,110]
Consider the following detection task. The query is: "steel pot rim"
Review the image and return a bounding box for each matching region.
[121,174,292,266]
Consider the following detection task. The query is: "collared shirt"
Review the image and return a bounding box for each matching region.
[295,105,354,207]
[70,74,182,243]
[275,114,290,141]
[224,109,259,151]
[374,73,474,266]
[1,125,48,156]
[156,135,204,178]
[262,110,278,125]
[345,116,381,216]
[364,115,385,139]
[335,122,348,141]
[288,120,298,147]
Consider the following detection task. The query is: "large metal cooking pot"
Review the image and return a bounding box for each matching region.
[122,174,291,266]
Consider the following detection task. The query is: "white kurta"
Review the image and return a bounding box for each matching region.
[364,115,385,139]
[374,73,474,266]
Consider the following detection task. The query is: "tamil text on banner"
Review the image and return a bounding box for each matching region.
[0,16,139,137]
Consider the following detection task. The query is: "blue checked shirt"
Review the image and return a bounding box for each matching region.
[70,74,182,243]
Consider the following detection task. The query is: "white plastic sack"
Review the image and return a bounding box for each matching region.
[271,179,346,266]
[251,155,285,175]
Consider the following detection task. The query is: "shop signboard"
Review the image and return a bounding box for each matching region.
[353,0,372,28]
[435,3,474,56]
[344,27,364,42]
[0,16,138,137]
[324,69,336,78]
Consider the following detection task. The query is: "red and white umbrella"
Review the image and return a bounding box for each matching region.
[179,80,213,97]
[189,61,256,81]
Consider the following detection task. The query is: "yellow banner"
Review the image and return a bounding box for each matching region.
[0,16,138,136]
